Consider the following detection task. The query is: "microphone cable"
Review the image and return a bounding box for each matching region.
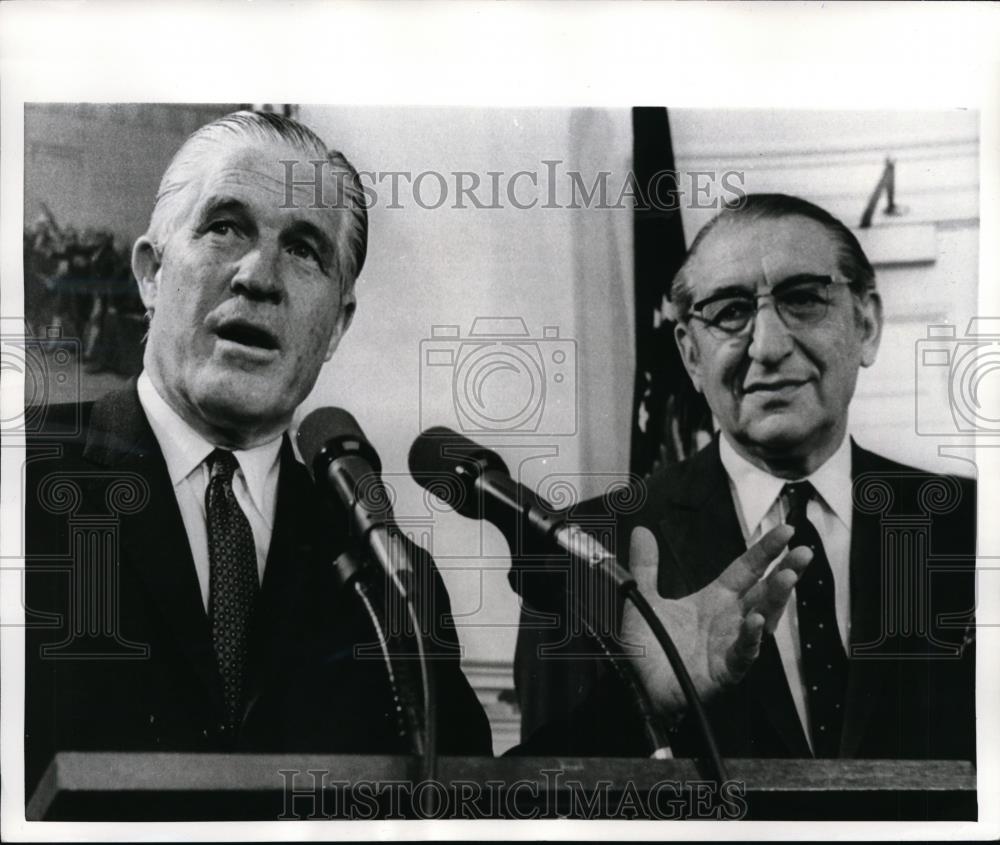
[389,562,438,806]
[622,582,728,785]
[336,545,438,815]
[573,604,673,758]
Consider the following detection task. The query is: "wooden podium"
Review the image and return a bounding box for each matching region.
[26,753,975,821]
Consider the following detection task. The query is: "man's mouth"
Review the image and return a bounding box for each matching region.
[215,320,280,351]
[743,379,807,394]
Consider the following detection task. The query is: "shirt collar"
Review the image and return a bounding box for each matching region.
[136,371,283,516]
[719,432,853,534]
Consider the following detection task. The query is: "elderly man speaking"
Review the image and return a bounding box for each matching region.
[23,111,495,797]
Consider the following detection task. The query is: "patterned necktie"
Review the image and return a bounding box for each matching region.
[206,448,259,734]
[783,481,848,757]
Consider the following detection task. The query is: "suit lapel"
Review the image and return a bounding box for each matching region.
[84,383,225,713]
[655,441,745,593]
[242,439,348,716]
[654,440,810,757]
[839,442,888,757]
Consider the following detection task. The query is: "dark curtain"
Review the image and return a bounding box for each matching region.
[630,107,711,476]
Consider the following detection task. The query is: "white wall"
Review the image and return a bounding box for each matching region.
[299,107,634,751]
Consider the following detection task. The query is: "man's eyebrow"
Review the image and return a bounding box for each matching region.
[695,274,836,306]
[772,273,835,290]
[196,196,251,223]
[693,284,754,308]
[193,196,336,258]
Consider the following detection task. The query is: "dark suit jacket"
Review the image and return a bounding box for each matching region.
[513,438,976,762]
[25,383,492,797]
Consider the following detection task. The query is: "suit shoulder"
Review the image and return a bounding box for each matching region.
[852,443,975,487]
[25,401,97,471]
[853,443,973,480]
[564,443,721,531]
[852,444,975,522]
[26,399,95,440]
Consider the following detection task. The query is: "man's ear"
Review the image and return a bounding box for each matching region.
[132,236,162,311]
[674,320,704,393]
[859,290,884,368]
[324,290,357,361]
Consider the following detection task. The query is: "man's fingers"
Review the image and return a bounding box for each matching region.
[628,526,660,597]
[777,544,813,575]
[757,568,798,634]
[719,524,795,593]
[762,546,812,633]
[726,612,765,680]
[740,544,813,621]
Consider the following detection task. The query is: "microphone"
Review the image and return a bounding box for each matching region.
[298,409,439,790]
[409,427,678,759]
[409,427,729,781]
[407,427,633,591]
[297,407,413,580]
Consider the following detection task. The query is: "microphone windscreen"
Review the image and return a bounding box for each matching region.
[296,407,371,475]
[408,427,511,518]
[407,427,510,479]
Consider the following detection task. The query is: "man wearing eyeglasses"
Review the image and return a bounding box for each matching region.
[515,194,975,765]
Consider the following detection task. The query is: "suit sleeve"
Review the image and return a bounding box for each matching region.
[507,492,654,757]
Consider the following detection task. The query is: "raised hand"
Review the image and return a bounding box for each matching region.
[621,523,812,714]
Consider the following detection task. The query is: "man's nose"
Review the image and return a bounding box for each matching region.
[747,300,794,364]
[230,241,284,304]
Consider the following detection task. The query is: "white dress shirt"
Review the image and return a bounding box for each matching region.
[137,371,282,611]
[718,434,853,751]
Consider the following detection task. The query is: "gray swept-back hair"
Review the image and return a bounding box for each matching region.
[670,193,875,320]
[145,110,367,287]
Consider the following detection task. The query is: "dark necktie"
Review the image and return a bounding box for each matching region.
[206,448,259,733]
[783,481,848,757]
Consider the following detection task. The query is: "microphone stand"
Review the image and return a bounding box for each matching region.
[332,542,438,817]
[333,550,424,753]
[565,590,673,758]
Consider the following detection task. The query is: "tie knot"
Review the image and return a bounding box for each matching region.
[782,481,816,519]
[207,449,240,483]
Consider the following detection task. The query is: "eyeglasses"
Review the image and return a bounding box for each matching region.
[685,275,852,338]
